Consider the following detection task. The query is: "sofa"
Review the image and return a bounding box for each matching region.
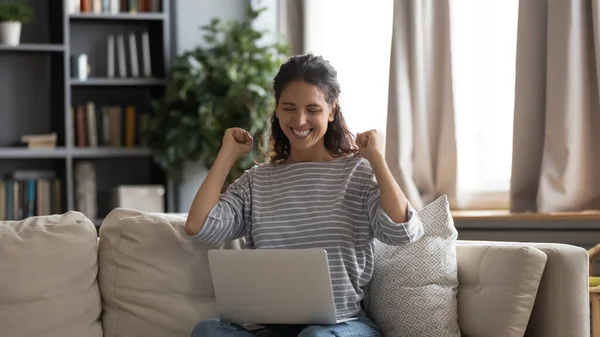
[0,209,591,337]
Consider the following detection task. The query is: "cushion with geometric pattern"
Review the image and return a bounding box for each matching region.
[363,194,461,337]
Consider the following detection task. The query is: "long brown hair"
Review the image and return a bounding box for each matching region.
[267,53,358,163]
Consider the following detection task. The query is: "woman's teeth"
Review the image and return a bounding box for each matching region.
[292,128,311,137]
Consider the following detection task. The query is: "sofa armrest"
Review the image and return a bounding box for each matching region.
[457,240,589,337]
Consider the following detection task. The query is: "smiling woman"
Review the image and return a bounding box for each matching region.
[268,53,358,164]
[186,53,424,337]
[277,82,334,154]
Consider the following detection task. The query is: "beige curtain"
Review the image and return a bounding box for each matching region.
[510,0,600,213]
[385,0,457,211]
[277,0,305,55]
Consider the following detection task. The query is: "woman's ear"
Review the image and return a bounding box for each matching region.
[329,102,336,122]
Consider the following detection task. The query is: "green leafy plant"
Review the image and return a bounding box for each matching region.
[145,5,289,186]
[0,0,33,23]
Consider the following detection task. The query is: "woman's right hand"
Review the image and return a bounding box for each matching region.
[220,127,253,162]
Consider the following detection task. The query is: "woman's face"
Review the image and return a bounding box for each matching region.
[275,81,334,155]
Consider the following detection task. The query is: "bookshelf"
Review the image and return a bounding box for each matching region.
[0,0,170,225]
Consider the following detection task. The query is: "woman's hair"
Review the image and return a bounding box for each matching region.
[267,53,358,163]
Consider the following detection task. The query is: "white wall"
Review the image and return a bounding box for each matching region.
[172,0,249,54]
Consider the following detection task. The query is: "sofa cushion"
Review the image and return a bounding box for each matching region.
[363,194,461,337]
[455,242,549,337]
[0,211,102,337]
[98,208,219,337]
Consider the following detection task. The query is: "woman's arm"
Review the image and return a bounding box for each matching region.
[184,128,254,242]
[368,152,409,223]
[357,129,424,245]
[184,151,237,236]
[363,161,424,245]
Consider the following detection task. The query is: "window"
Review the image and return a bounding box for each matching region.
[450,0,519,209]
[303,0,394,135]
[301,0,518,210]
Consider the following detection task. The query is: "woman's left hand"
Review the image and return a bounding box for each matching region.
[356,129,385,162]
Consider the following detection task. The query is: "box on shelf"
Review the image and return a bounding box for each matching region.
[110,185,165,213]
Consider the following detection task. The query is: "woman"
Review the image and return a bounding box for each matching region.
[185,53,424,337]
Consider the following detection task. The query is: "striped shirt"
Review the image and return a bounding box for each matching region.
[195,155,424,319]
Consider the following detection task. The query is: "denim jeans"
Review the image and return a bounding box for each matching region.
[190,315,381,337]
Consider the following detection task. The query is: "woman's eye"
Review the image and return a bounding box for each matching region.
[284,108,295,111]
[308,110,320,114]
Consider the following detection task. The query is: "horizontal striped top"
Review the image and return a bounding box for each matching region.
[195,155,424,319]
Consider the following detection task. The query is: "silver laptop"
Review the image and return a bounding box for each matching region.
[207,248,356,326]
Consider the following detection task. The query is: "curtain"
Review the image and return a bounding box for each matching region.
[385,0,458,211]
[510,0,600,213]
[277,0,305,55]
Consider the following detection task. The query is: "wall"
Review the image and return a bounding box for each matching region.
[171,0,249,54]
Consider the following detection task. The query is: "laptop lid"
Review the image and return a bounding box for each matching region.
[207,248,340,325]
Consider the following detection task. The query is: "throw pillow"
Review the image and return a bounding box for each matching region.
[363,194,461,337]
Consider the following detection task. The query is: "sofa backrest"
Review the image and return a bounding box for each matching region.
[98,208,219,337]
[0,211,103,337]
[456,240,590,337]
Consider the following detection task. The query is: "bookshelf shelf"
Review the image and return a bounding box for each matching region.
[69,13,165,21]
[70,78,166,86]
[0,44,65,53]
[0,147,153,159]
[70,147,152,158]
[0,148,69,159]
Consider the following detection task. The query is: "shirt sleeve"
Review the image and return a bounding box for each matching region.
[365,174,424,246]
[194,170,252,246]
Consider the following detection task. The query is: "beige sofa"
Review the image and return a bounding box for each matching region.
[0,209,591,337]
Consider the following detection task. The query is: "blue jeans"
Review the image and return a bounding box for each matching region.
[190,315,381,337]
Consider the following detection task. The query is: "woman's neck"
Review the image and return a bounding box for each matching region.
[285,145,336,164]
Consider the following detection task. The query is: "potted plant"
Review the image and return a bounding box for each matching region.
[0,0,33,46]
[144,5,289,193]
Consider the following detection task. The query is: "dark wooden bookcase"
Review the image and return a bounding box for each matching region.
[0,0,171,225]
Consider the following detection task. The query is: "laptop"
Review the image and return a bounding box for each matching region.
[207,248,357,326]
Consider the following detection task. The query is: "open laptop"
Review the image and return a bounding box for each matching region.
[207,248,357,326]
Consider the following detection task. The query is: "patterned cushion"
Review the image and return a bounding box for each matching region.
[363,194,460,337]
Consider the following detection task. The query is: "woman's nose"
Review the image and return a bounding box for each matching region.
[295,111,307,125]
